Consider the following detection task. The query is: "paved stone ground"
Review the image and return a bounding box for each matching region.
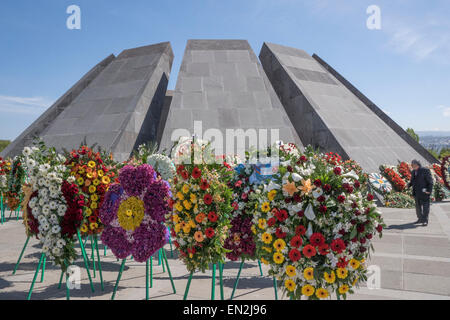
[1,201,449,300]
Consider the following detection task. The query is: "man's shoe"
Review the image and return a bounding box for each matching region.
[422,221,428,226]
[414,219,422,224]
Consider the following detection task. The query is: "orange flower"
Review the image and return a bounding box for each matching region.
[283,181,298,196]
[195,212,206,223]
[194,231,204,242]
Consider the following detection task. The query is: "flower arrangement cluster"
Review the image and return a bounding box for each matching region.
[167,138,233,272]
[384,192,415,208]
[23,143,84,270]
[397,162,412,181]
[368,173,392,194]
[442,156,450,191]
[65,145,115,235]
[147,153,176,181]
[100,164,171,262]
[6,157,26,211]
[380,165,406,192]
[0,157,11,194]
[252,144,384,300]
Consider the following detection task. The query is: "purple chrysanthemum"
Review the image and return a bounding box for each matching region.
[100,184,123,225]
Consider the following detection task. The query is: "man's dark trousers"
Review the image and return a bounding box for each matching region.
[415,197,430,222]
[408,167,433,223]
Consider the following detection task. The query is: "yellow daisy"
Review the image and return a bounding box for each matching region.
[303,267,314,280]
[262,232,272,244]
[261,202,270,213]
[88,161,96,168]
[285,279,296,292]
[273,238,286,252]
[349,259,360,270]
[268,190,277,201]
[286,265,296,277]
[338,284,349,294]
[258,218,266,229]
[315,288,329,299]
[323,271,336,284]
[337,268,348,279]
[273,252,284,264]
[301,285,315,297]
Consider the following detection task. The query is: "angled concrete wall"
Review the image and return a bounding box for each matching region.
[39,42,173,162]
[260,42,430,173]
[1,54,115,159]
[159,39,302,154]
[312,53,438,164]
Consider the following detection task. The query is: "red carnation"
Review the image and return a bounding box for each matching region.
[302,245,316,258]
[289,248,301,261]
[318,243,329,255]
[275,228,287,239]
[267,217,277,227]
[181,170,189,180]
[331,239,346,253]
[276,209,288,222]
[204,194,213,205]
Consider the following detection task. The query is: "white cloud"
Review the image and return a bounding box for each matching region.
[0,95,52,115]
[384,16,450,64]
[437,105,450,117]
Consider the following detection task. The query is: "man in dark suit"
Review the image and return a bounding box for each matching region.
[408,160,433,226]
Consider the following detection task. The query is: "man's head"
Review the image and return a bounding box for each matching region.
[411,159,421,170]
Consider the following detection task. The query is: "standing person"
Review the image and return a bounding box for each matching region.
[408,160,433,226]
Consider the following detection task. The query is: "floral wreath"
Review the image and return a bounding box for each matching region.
[442,156,450,191]
[100,164,171,262]
[253,144,384,300]
[368,173,392,194]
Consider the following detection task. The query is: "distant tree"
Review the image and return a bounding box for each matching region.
[439,148,450,160]
[0,140,10,153]
[427,148,439,159]
[406,128,419,142]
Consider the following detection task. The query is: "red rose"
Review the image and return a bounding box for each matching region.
[333,167,342,175]
[192,167,202,179]
[367,193,374,201]
[289,248,301,261]
[297,210,304,217]
[376,225,383,232]
[299,155,307,162]
[317,195,326,203]
[205,227,215,238]
[302,245,316,258]
[323,184,332,192]
[354,181,360,188]
[204,194,213,205]
[176,165,185,174]
[313,179,322,187]
[290,235,302,248]
[337,195,346,203]
[319,205,327,213]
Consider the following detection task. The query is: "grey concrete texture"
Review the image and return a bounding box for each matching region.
[1,54,115,159]
[39,42,174,162]
[1,202,450,300]
[260,42,432,173]
[159,40,303,154]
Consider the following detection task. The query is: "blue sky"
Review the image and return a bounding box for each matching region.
[0,0,449,140]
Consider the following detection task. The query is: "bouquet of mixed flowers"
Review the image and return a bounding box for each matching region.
[442,156,450,191]
[380,165,406,192]
[64,145,115,235]
[253,144,384,300]
[167,138,233,272]
[6,156,26,211]
[384,192,415,208]
[100,164,171,262]
[0,157,11,194]
[22,142,85,270]
[397,162,412,182]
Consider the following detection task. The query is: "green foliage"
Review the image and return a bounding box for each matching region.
[406,128,419,142]
[427,148,439,159]
[0,140,10,153]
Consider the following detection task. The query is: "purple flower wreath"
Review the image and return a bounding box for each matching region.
[100,164,171,262]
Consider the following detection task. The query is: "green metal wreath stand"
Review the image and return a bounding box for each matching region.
[26,230,95,300]
[0,193,22,224]
[229,260,278,300]
[183,262,225,300]
[111,248,176,300]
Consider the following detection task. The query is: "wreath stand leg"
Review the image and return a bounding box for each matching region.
[65,272,70,300]
[77,230,95,293]
[40,256,46,282]
[12,235,30,274]
[273,277,278,300]
[26,252,45,300]
[90,235,96,278]
[211,264,216,300]
[230,260,244,300]
[111,258,127,300]
[257,260,264,276]
[104,245,107,256]
[160,249,166,273]
[146,259,150,300]
[150,255,153,288]
[94,235,104,291]
[0,193,4,224]
[162,249,176,294]
[219,262,224,300]
[183,271,194,300]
